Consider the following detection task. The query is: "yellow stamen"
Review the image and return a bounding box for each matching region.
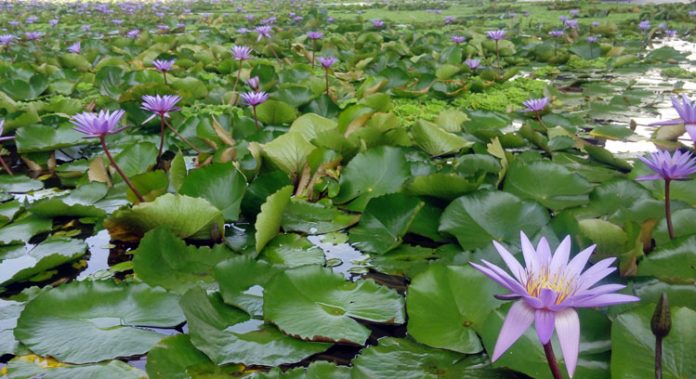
[525,267,575,304]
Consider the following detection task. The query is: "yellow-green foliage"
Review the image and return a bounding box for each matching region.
[452,78,547,112]
[392,98,449,124]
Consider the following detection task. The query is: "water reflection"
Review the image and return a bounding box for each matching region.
[77,230,112,280]
[307,235,369,279]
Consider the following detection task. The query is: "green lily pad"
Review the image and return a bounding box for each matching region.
[29,182,108,218]
[104,194,224,242]
[262,132,316,177]
[349,193,424,254]
[6,355,146,379]
[14,280,185,364]
[146,334,245,379]
[133,227,234,294]
[439,191,549,250]
[255,185,293,252]
[0,237,87,287]
[0,215,53,246]
[256,100,298,125]
[406,173,483,200]
[179,163,247,221]
[15,124,85,153]
[411,120,473,156]
[351,337,508,379]
[638,236,696,283]
[260,233,326,268]
[215,256,280,317]
[406,265,501,354]
[289,113,338,141]
[611,305,696,378]
[180,287,330,366]
[333,146,410,211]
[504,160,593,210]
[281,199,360,235]
[0,299,23,355]
[263,265,405,345]
[0,175,44,193]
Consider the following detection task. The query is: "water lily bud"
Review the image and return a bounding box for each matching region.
[651,293,671,339]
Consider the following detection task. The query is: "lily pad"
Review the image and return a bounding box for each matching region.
[0,215,53,246]
[406,265,501,354]
[262,132,316,177]
[0,299,23,355]
[410,120,473,156]
[439,191,549,250]
[255,185,293,252]
[180,287,330,366]
[638,236,696,283]
[0,237,87,287]
[179,163,247,221]
[104,194,224,242]
[504,160,593,210]
[351,337,508,379]
[146,334,245,379]
[6,355,146,379]
[133,227,234,294]
[611,305,696,378]
[215,256,280,317]
[14,280,185,364]
[349,193,424,254]
[260,233,326,268]
[0,175,43,193]
[29,182,108,218]
[333,146,410,211]
[281,199,360,235]
[263,265,405,345]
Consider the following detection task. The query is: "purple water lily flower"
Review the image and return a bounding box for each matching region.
[82,24,92,32]
[232,45,252,61]
[245,14,255,22]
[372,19,385,29]
[487,29,506,41]
[637,150,696,182]
[444,16,455,25]
[241,91,269,130]
[26,16,38,24]
[523,97,550,113]
[639,20,651,31]
[8,21,19,27]
[549,30,564,38]
[690,10,696,17]
[587,36,598,43]
[564,19,578,29]
[157,25,169,31]
[659,23,668,30]
[471,231,639,378]
[112,19,123,26]
[465,58,480,70]
[153,59,174,72]
[570,9,579,17]
[327,16,335,24]
[559,16,568,23]
[238,27,250,34]
[591,21,600,28]
[247,76,260,91]
[318,56,337,69]
[241,91,269,107]
[307,31,323,40]
[71,110,127,138]
[49,19,59,27]
[666,29,677,38]
[141,94,181,123]
[127,29,140,39]
[451,35,466,44]
[0,34,15,46]
[650,94,696,142]
[67,41,81,54]
[25,32,43,41]
[256,25,272,41]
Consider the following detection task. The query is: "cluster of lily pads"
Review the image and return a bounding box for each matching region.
[1,0,696,378]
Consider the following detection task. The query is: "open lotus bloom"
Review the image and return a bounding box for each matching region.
[471,232,639,378]
[649,94,696,143]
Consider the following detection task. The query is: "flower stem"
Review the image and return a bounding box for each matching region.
[495,40,501,75]
[311,40,316,67]
[163,71,168,85]
[0,155,13,175]
[655,336,663,379]
[99,136,144,203]
[163,118,202,154]
[157,116,166,162]
[543,343,564,379]
[252,105,260,130]
[665,179,674,240]
[324,69,330,96]
[232,63,242,94]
